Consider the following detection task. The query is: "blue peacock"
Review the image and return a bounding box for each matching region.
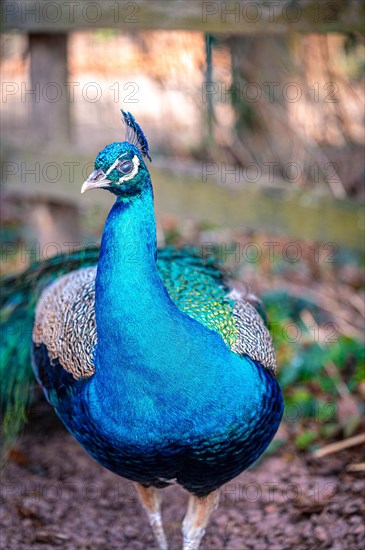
[1,111,283,550]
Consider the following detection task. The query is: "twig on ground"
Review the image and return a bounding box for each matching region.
[312,434,365,458]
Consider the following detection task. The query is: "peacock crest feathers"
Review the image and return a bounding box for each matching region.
[121,110,152,162]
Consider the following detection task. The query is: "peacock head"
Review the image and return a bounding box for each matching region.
[81,110,152,198]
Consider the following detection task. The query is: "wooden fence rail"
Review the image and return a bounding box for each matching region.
[2,150,364,251]
[2,0,364,34]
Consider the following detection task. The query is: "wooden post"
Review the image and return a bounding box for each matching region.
[28,199,82,252]
[227,35,293,167]
[28,33,70,145]
[27,33,76,245]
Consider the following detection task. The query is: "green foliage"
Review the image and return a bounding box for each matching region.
[230,79,261,132]
[343,33,359,56]
[295,430,318,450]
[262,288,364,450]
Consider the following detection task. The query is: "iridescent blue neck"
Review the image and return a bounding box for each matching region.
[94,182,174,384]
[96,182,158,297]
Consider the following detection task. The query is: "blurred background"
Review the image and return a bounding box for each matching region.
[1,1,364,549]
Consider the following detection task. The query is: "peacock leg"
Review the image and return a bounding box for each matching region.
[135,483,168,550]
[182,489,220,550]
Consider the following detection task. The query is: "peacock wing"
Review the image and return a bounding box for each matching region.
[33,267,97,381]
[157,247,277,373]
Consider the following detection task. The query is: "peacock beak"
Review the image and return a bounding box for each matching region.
[81,168,112,193]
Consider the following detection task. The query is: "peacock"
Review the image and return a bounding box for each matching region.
[1,111,284,550]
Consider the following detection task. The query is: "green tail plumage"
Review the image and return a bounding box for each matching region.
[0,248,100,453]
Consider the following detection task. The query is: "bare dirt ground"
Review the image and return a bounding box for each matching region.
[1,403,364,550]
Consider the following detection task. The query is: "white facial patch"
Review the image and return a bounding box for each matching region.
[118,155,140,183]
[104,152,128,177]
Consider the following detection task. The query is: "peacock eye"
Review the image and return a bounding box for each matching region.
[117,159,134,175]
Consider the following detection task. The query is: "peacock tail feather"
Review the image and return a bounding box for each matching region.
[0,248,99,453]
